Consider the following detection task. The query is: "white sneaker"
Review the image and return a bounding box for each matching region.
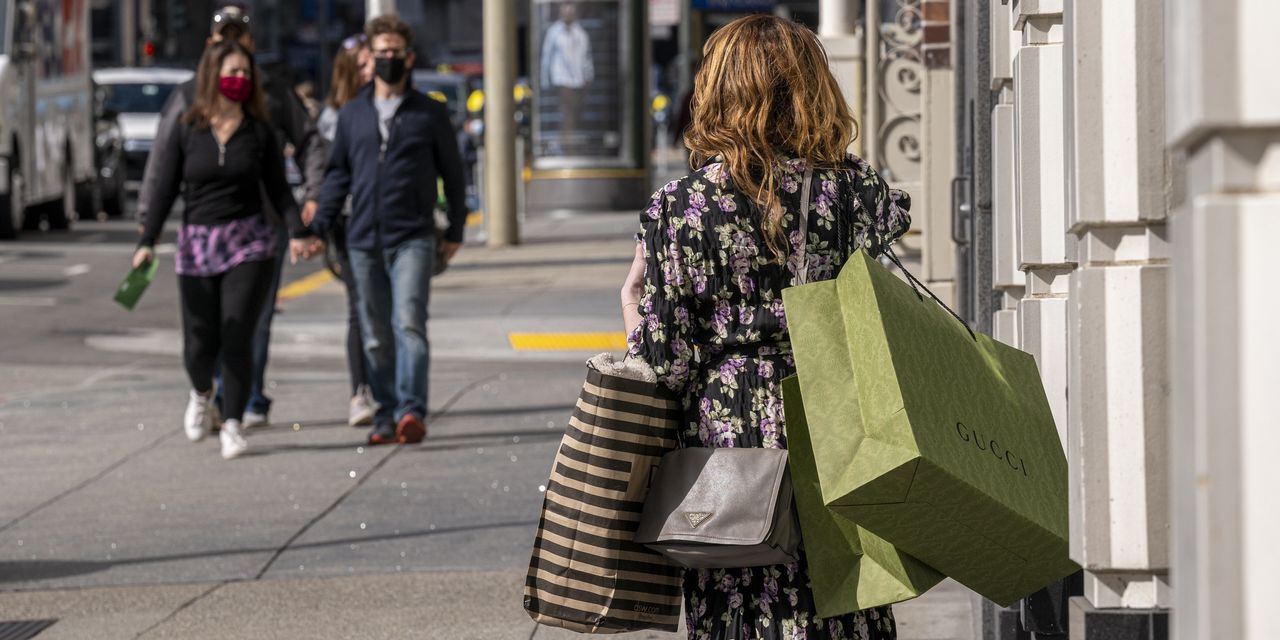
[348,385,377,427]
[184,390,213,442]
[243,410,269,429]
[220,419,249,460]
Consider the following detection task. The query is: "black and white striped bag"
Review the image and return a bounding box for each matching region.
[524,354,684,634]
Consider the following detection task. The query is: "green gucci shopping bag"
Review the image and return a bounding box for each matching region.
[781,375,944,618]
[782,249,1078,607]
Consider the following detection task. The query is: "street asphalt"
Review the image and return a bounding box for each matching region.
[0,207,976,639]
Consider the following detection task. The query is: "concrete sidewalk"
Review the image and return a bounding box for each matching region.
[0,570,973,639]
[0,210,973,639]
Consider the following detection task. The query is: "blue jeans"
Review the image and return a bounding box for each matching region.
[215,232,286,416]
[347,235,435,425]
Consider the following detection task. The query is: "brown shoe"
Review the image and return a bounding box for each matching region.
[396,414,426,444]
[367,422,397,446]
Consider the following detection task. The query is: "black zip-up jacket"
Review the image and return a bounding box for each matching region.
[138,69,328,223]
[309,84,468,250]
[139,116,307,248]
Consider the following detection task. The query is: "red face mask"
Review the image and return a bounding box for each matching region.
[218,75,252,102]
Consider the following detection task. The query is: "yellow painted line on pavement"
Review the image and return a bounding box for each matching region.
[278,269,334,301]
[509,332,628,351]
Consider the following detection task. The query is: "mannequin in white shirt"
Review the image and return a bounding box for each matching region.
[540,3,594,153]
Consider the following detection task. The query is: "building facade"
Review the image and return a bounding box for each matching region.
[827,0,1279,638]
[1166,2,1280,639]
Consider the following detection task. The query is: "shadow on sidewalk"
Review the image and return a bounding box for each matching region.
[253,426,567,457]
[234,403,575,458]
[252,403,576,435]
[0,560,110,583]
[0,519,538,586]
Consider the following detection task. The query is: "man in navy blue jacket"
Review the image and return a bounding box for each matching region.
[310,14,467,445]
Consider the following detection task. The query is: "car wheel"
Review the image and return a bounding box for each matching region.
[0,161,24,239]
[102,184,123,218]
[77,178,101,221]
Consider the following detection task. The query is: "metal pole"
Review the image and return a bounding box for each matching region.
[483,0,518,247]
[818,0,857,36]
[121,0,137,67]
[515,135,526,228]
[677,0,692,98]
[818,0,864,155]
[864,0,881,170]
[367,0,394,20]
[318,0,331,100]
[138,0,152,60]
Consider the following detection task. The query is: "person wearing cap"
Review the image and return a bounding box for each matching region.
[138,5,329,429]
[308,14,468,446]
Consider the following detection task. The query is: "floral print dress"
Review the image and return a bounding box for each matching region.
[627,156,911,640]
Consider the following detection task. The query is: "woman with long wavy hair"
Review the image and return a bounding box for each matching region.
[621,15,911,639]
[313,34,378,427]
[134,40,316,460]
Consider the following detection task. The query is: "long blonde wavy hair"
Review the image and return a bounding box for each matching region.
[685,15,858,259]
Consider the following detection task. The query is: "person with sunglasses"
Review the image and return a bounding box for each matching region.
[309,14,468,446]
[138,4,329,430]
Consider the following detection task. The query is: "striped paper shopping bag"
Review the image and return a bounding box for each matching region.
[524,354,684,633]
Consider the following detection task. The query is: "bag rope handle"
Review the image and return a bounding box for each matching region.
[882,246,978,342]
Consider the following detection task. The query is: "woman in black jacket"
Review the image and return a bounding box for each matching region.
[132,40,318,460]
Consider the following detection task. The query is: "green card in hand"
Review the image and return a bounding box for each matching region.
[113,259,158,310]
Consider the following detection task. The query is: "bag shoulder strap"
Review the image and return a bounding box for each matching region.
[792,168,814,286]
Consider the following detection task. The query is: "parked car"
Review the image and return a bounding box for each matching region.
[413,69,481,212]
[92,67,194,190]
[413,70,476,127]
[0,0,96,238]
[91,108,126,218]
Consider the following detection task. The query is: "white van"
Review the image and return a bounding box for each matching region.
[0,0,96,239]
[93,67,193,186]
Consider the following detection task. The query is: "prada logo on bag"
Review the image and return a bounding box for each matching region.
[684,511,713,528]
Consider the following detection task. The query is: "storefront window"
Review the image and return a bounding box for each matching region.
[531,0,632,167]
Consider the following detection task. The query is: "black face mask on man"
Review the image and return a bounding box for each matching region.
[375,57,408,85]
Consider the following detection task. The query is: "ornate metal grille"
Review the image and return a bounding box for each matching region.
[873,0,923,188]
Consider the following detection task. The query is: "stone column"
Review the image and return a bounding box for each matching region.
[1167,1,1280,638]
[989,0,1021,350]
[1063,0,1171,636]
[977,6,1027,636]
[1011,0,1070,441]
[818,0,864,155]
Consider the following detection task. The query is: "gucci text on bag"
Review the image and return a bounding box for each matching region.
[954,421,1028,477]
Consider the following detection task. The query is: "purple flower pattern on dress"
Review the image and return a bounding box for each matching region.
[626,156,910,640]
